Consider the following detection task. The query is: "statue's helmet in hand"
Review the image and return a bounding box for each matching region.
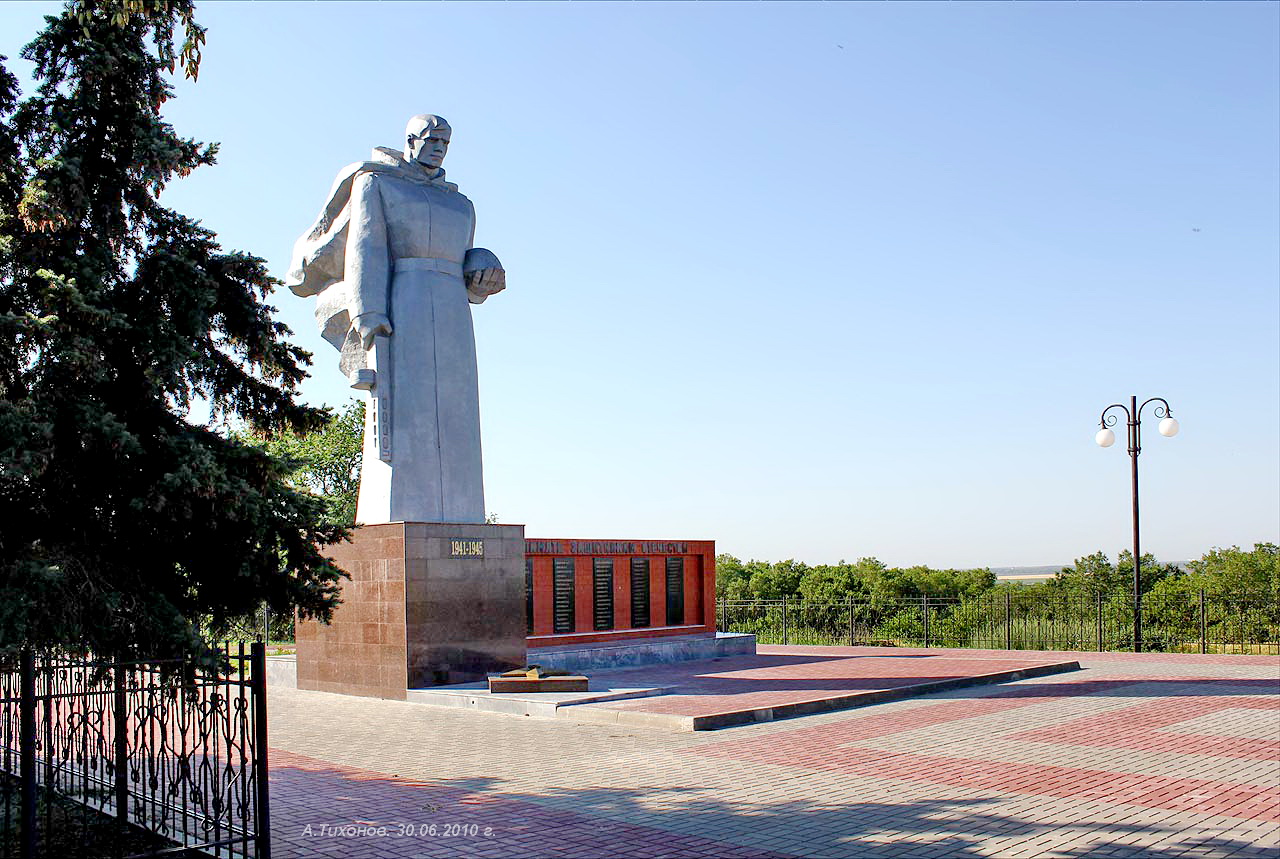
[463,247,505,304]
[463,247,502,277]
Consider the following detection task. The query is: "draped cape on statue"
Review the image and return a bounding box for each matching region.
[284,147,461,378]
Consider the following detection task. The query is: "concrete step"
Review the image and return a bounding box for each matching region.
[404,682,674,719]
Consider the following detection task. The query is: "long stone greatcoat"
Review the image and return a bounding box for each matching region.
[287,148,491,524]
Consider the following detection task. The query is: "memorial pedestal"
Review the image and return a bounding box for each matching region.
[295,522,526,699]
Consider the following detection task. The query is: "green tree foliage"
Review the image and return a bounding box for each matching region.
[243,400,363,527]
[717,544,1273,609]
[797,558,885,603]
[716,554,994,602]
[857,564,996,601]
[714,554,749,599]
[0,1,345,661]
[1050,550,1181,594]
[749,558,809,600]
[1183,543,1279,595]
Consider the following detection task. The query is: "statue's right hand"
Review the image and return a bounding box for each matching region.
[354,312,393,350]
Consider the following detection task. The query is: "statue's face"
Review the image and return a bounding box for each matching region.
[407,123,450,170]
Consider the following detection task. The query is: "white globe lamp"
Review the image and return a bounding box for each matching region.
[1158,417,1179,437]
[1095,428,1116,448]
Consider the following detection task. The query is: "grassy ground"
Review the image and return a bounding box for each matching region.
[0,780,177,859]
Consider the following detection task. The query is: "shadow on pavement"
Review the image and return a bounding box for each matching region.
[268,759,1275,859]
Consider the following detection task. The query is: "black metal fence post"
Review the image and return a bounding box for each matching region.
[19,649,36,859]
[113,660,129,829]
[922,595,930,648]
[782,596,789,646]
[1199,589,1207,654]
[1235,597,1243,653]
[1004,591,1012,650]
[251,642,272,859]
[848,595,855,647]
[40,657,53,834]
[1096,591,1104,652]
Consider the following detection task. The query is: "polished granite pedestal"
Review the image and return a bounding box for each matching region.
[295,522,526,699]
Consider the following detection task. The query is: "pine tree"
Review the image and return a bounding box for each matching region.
[0,0,346,661]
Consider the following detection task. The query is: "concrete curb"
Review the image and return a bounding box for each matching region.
[405,683,673,718]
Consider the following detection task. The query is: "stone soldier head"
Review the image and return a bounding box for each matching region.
[405,114,451,171]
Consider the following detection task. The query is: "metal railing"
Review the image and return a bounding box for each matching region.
[718,590,1279,654]
[0,643,270,859]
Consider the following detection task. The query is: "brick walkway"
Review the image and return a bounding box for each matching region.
[266,648,1279,858]
[565,648,1077,724]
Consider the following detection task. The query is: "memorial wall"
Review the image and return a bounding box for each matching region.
[524,539,716,647]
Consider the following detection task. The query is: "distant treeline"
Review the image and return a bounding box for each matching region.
[716,543,1279,602]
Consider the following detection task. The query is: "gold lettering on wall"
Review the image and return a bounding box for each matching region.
[449,539,485,558]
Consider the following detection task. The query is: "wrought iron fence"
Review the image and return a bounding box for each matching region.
[0,643,270,859]
[718,590,1279,654]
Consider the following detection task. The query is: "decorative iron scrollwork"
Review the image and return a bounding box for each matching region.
[1,644,268,857]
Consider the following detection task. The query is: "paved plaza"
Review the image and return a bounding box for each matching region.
[560,648,1077,730]
[267,647,1279,858]
[405,646,1079,730]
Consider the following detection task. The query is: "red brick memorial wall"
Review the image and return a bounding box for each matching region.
[524,538,716,647]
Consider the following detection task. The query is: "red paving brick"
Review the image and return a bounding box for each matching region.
[688,654,1279,824]
[271,748,796,858]
[267,646,1280,858]
[1010,695,1280,759]
[578,649,1077,717]
[694,739,1280,822]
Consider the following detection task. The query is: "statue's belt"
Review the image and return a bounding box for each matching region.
[394,257,463,277]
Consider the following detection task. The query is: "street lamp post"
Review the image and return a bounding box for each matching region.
[1095,395,1178,653]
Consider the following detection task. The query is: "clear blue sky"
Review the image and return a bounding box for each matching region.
[2,1,1277,568]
